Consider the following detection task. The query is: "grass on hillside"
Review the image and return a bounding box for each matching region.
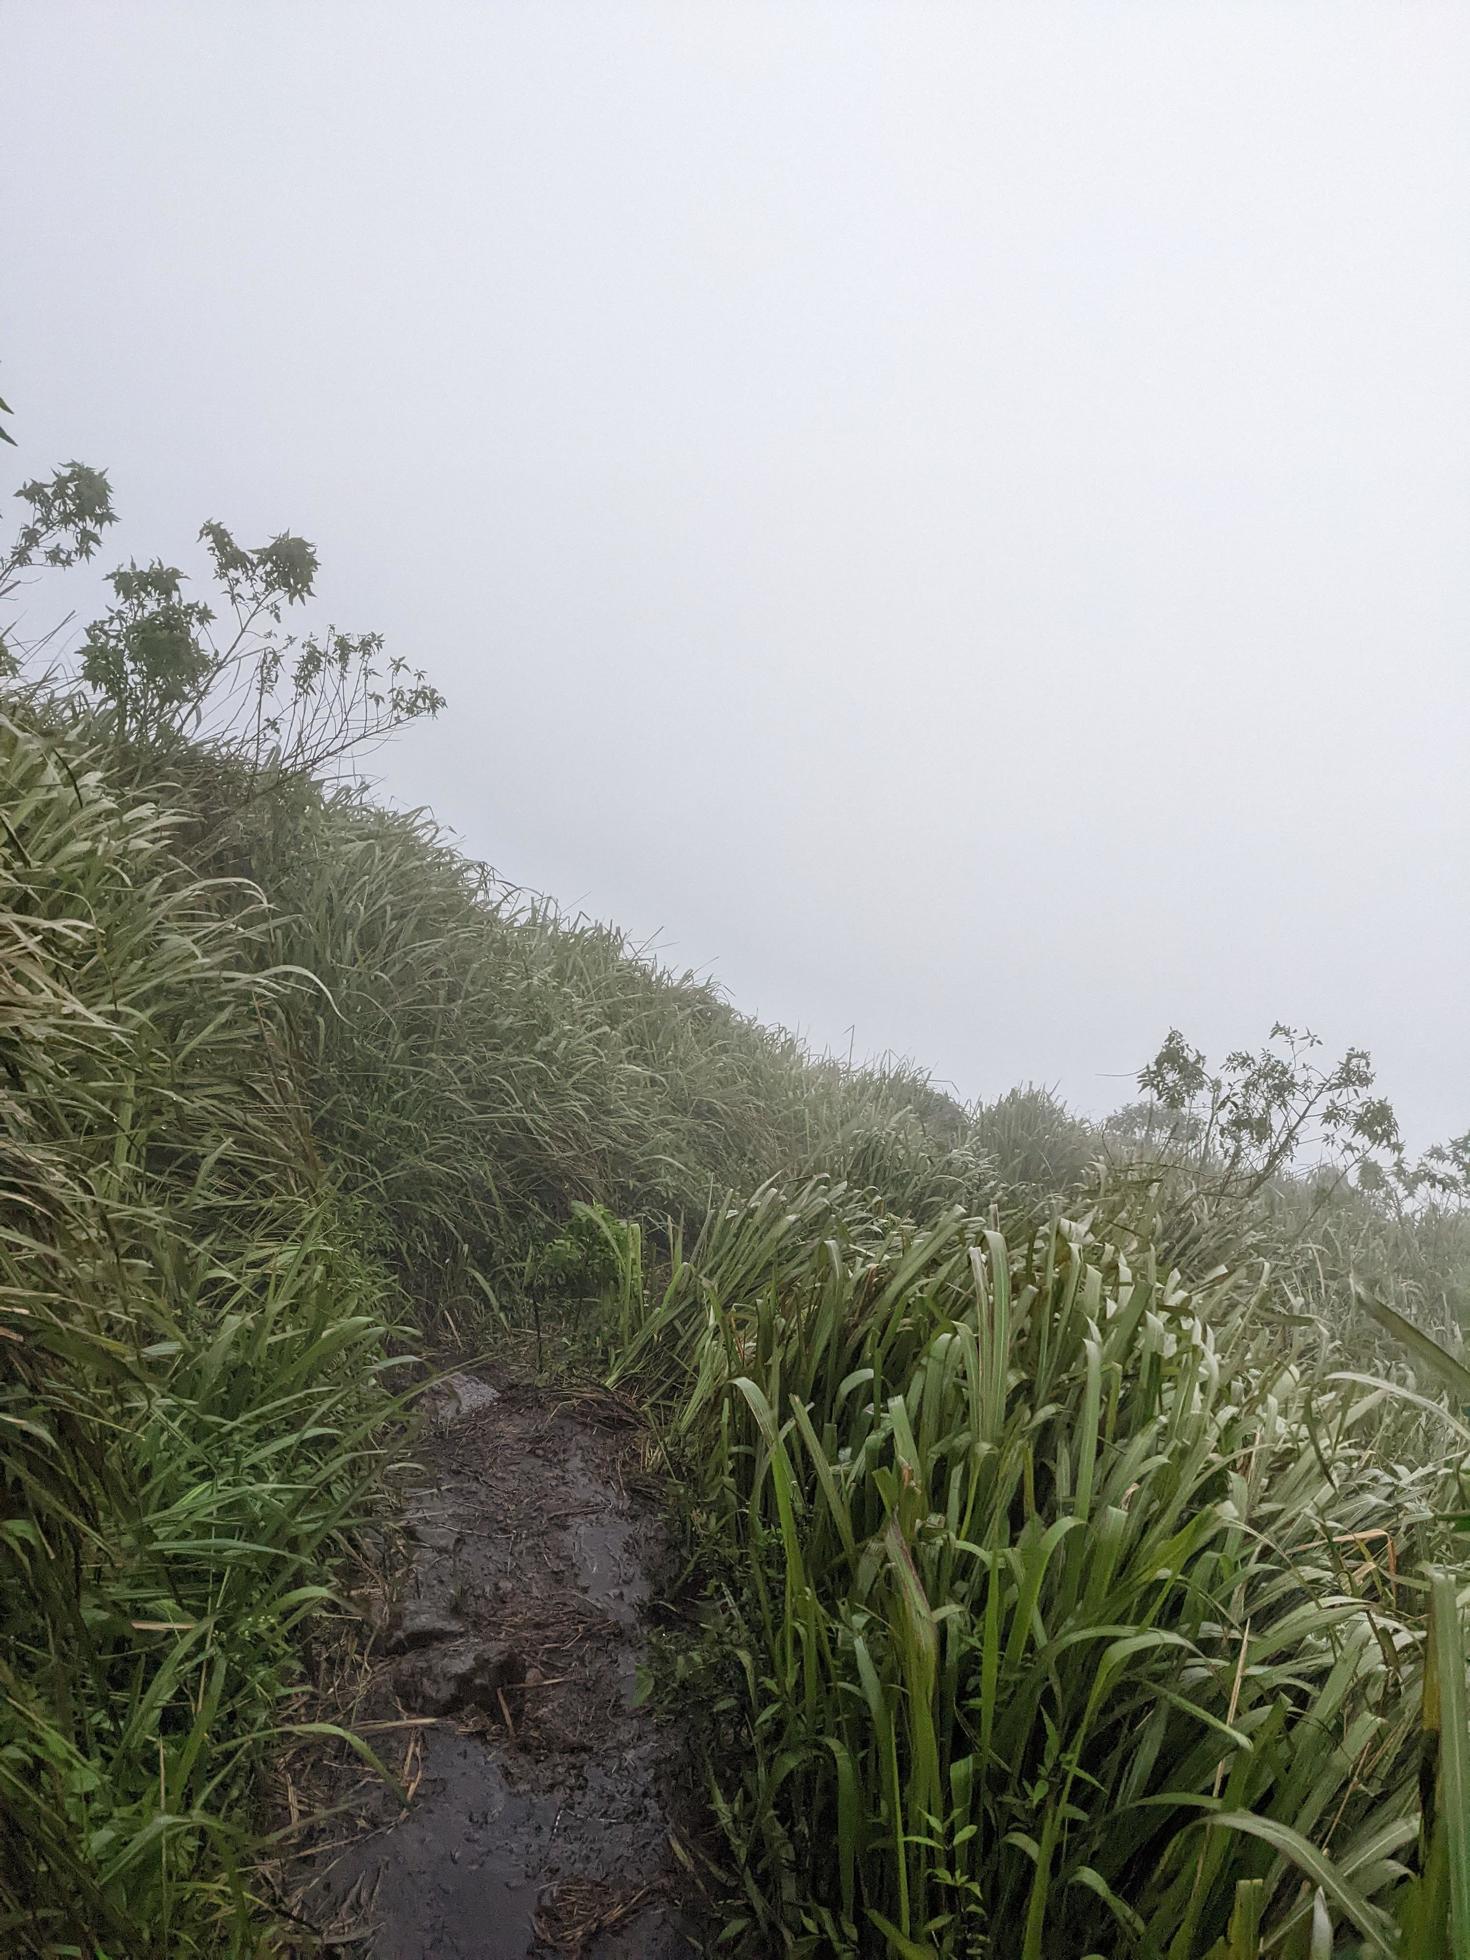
[6,690,1470,1956]
[616,1177,1470,1957]
[3,456,1469,1956]
[0,711,407,1954]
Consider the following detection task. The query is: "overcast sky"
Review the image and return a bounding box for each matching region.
[8,3,1469,1147]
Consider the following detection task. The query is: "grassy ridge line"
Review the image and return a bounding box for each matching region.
[5,454,1468,1957]
[190,758,1469,1355]
[186,761,1087,1311]
[5,693,1468,1956]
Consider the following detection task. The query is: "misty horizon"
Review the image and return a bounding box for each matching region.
[8,2,1467,1151]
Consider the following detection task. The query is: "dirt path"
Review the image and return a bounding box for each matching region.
[298,1370,699,1957]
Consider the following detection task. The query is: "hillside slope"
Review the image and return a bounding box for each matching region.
[3,495,1468,1951]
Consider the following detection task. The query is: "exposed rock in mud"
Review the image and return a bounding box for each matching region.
[385,1599,466,1653]
[294,1370,700,1958]
[422,1369,502,1427]
[404,1518,463,1556]
[397,1637,524,1718]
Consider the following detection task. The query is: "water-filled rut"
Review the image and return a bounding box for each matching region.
[296,1372,697,1957]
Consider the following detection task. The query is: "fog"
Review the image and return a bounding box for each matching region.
[8,2,1468,1147]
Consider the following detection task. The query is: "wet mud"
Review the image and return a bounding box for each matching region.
[295,1372,700,1957]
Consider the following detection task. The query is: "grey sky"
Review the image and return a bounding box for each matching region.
[8,3,1469,1148]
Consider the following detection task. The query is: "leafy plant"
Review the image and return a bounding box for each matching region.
[1136,1023,1402,1201]
[77,517,444,770]
[2,453,441,775]
[0,459,118,670]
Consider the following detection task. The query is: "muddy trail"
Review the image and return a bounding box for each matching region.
[292,1370,703,1957]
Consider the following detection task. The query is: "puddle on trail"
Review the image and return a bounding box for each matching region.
[298,1374,697,1958]
[563,1444,648,1627]
[324,1737,545,1956]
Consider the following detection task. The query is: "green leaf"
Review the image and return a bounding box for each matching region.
[1206,1812,1396,1956]
[1355,1284,1470,1403]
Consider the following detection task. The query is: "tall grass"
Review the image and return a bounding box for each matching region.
[0,713,404,1953]
[0,696,1033,1951]
[5,682,1467,1955]
[193,775,1033,1310]
[619,1178,1470,1955]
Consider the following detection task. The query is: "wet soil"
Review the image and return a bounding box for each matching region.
[293,1371,701,1957]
